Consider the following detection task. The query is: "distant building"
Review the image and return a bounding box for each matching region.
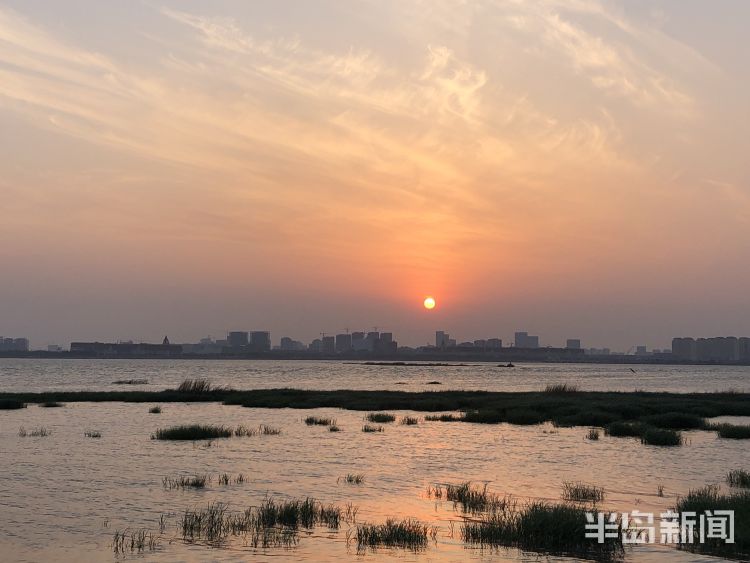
[228,331,249,348]
[70,341,182,357]
[321,336,336,354]
[250,331,271,352]
[351,332,366,351]
[635,346,649,356]
[335,333,352,352]
[280,337,305,351]
[740,338,750,361]
[436,331,450,349]
[0,337,29,352]
[486,338,502,349]
[474,339,486,349]
[514,332,539,348]
[47,344,63,352]
[309,338,322,352]
[586,347,611,356]
[566,339,581,350]
[672,337,697,361]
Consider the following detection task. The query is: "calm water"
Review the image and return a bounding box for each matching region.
[1,359,749,562]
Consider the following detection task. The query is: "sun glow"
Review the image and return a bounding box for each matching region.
[423,296,436,310]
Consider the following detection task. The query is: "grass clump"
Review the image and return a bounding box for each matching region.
[84,430,102,438]
[0,399,26,410]
[148,405,162,414]
[710,423,750,439]
[259,424,281,435]
[400,416,419,425]
[305,415,336,426]
[605,421,644,437]
[329,424,341,432]
[640,427,683,446]
[112,529,158,554]
[352,518,435,552]
[424,413,463,422]
[676,485,750,558]
[362,424,384,433]
[586,428,600,440]
[19,426,50,437]
[176,378,212,393]
[179,497,348,545]
[462,501,623,559]
[544,384,580,393]
[641,412,705,429]
[428,482,512,514]
[367,412,396,423]
[163,474,208,489]
[561,481,605,503]
[152,424,232,440]
[40,401,64,408]
[345,474,364,485]
[727,470,750,488]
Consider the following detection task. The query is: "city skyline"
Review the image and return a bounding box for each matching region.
[2,1,749,350]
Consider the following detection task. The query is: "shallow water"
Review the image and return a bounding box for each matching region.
[1,358,749,394]
[1,360,749,562]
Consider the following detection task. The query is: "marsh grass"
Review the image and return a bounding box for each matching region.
[328,424,341,432]
[366,412,396,423]
[362,424,384,432]
[112,529,159,553]
[400,416,419,425]
[149,406,162,414]
[544,384,580,394]
[586,428,600,440]
[710,423,750,439]
[259,424,281,435]
[676,485,750,558]
[40,401,64,408]
[0,399,26,409]
[657,484,665,497]
[233,425,258,437]
[641,412,705,430]
[341,474,364,485]
[180,497,350,546]
[424,413,463,422]
[351,518,436,552]
[176,379,212,393]
[561,482,605,503]
[605,421,645,437]
[640,427,683,446]
[428,482,512,514]
[727,470,750,488]
[462,501,623,559]
[112,379,148,385]
[152,424,232,440]
[163,474,208,490]
[84,430,102,438]
[305,416,335,426]
[19,426,50,437]
[218,473,246,485]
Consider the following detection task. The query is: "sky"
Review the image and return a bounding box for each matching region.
[0,0,749,350]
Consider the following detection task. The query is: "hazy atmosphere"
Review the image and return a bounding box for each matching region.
[1,0,749,349]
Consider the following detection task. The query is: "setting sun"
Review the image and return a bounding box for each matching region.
[423,296,436,310]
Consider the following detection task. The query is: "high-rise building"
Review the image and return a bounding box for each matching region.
[250,331,271,352]
[228,331,249,348]
[335,333,352,352]
[435,331,450,349]
[740,337,750,361]
[486,338,502,349]
[514,332,539,348]
[566,339,581,350]
[321,336,336,354]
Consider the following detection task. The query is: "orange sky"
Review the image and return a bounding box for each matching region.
[1,1,749,349]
